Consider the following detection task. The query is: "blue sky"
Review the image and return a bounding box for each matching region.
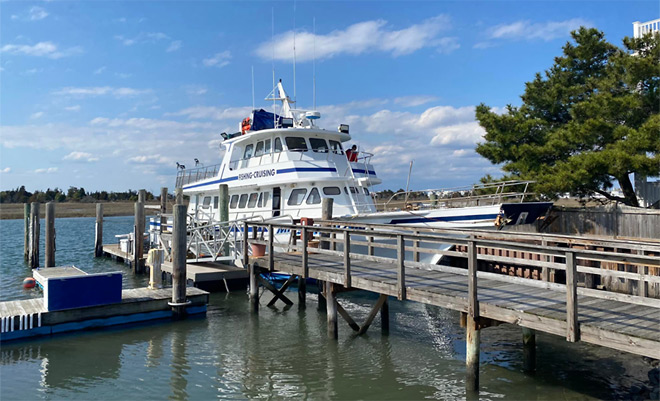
[1,1,657,194]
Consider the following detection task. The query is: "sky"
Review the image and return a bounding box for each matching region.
[0,1,658,194]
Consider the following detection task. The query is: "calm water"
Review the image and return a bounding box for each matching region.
[0,216,654,400]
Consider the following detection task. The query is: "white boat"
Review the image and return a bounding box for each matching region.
[149,80,551,263]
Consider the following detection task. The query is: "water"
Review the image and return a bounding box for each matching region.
[0,216,654,400]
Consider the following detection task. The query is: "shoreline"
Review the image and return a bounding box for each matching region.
[0,202,164,220]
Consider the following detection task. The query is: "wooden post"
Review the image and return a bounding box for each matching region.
[565,250,579,342]
[638,249,648,298]
[95,203,103,257]
[149,248,163,289]
[175,188,183,205]
[133,202,145,274]
[160,187,168,233]
[138,189,146,203]
[320,198,333,250]
[243,221,249,268]
[466,240,480,392]
[45,202,55,267]
[413,230,420,263]
[28,202,40,268]
[522,328,536,373]
[367,227,374,256]
[23,203,30,261]
[344,230,351,288]
[171,204,188,319]
[381,296,389,334]
[249,263,259,312]
[397,234,406,300]
[326,281,338,339]
[300,225,308,307]
[541,238,549,282]
[219,184,229,256]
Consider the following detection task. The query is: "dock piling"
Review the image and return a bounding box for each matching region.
[381,296,389,333]
[171,204,188,319]
[160,187,168,233]
[133,201,145,274]
[249,263,259,312]
[466,240,480,392]
[522,328,536,373]
[175,188,183,205]
[28,202,40,269]
[45,202,55,267]
[23,203,30,261]
[95,204,103,257]
[325,281,338,339]
[138,189,146,203]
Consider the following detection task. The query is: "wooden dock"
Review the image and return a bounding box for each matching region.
[0,287,209,342]
[160,260,248,285]
[242,219,660,390]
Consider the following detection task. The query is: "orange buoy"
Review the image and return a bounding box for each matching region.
[23,277,36,289]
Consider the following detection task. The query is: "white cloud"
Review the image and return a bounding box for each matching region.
[185,86,208,96]
[64,105,81,112]
[0,42,82,59]
[34,167,58,174]
[30,111,44,119]
[255,14,456,62]
[53,86,151,98]
[94,66,106,74]
[203,51,231,67]
[1,167,11,174]
[115,72,132,79]
[167,106,251,120]
[115,32,171,47]
[393,95,438,107]
[29,6,48,21]
[166,40,182,52]
[488,18,592,41]
[22,68,42,75]
[63,151,99,162]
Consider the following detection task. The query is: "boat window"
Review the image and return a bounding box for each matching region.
[323,186,341,196]
[329,140,343,155]
[274,137,283,152]
[243,144,254,159]
[264,139,272,154]
[287,188,307,206]
[238,194,248,208]
[254,141,264,157]
[248,193,258,208]
[285,137,308,152]
[363,188,370,196]
[202,196,212,206]
[306,188,321,204]
[213,196,219,208]
[257,191,270,207]
[344,187,357,194]
[310,138,329,153]
[230,195,239,208]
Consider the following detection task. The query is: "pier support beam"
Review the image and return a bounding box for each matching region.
[249,263,259,312]
[381,296,389,334]
[133,201,145,274]
[45,202,55,267]
[522,328,536,373]
[28,202,40,269]
[325,281,338,340]
[24,203,30,261]
[171,204,188,319]
[95,203,103,257]
[465,316,480,392]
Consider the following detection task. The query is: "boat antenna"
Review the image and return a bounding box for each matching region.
[272,7,276,126]
[251,65,255,111]
[292,0,297,104]
[313,17,316,110]
[404,160,414,206]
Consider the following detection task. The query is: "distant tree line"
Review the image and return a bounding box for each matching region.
[0,186,156,204]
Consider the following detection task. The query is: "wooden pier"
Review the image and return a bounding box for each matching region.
[243,220,660,391]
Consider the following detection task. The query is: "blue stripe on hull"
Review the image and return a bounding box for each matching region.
[183,166,338,190]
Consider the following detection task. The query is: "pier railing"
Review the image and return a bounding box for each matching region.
[245,219,660,356]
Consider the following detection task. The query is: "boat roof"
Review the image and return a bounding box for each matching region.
[223,127,351,146]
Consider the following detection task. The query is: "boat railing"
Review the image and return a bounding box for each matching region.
[227,148,349,171]
[380,180,536,210]
[175,163,222,188]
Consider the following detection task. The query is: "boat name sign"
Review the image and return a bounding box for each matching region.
[238,169,277,181]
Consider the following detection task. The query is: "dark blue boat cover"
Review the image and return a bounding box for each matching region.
[251,109,281,131]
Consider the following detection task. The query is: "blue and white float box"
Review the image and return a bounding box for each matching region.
[34,267,123,311]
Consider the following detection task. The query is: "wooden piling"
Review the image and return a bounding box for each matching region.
[522,328,536,373]
[466,240,480,392]
[344,230,351,288]
[28,202,40,269]
[396,235,406,300]
[138,189,146,203]
[175,188,183,205]
[160,187,168,233]
[171,204,188,319]
[45,202,55,267]
[133,202,145,274]
[23,203,30,261]
[148,248,164,289]
[320,198,333,250]
[381,296,389,334]
[249,263,259,312]
[94,203,103,257]
[326,281,338,339]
